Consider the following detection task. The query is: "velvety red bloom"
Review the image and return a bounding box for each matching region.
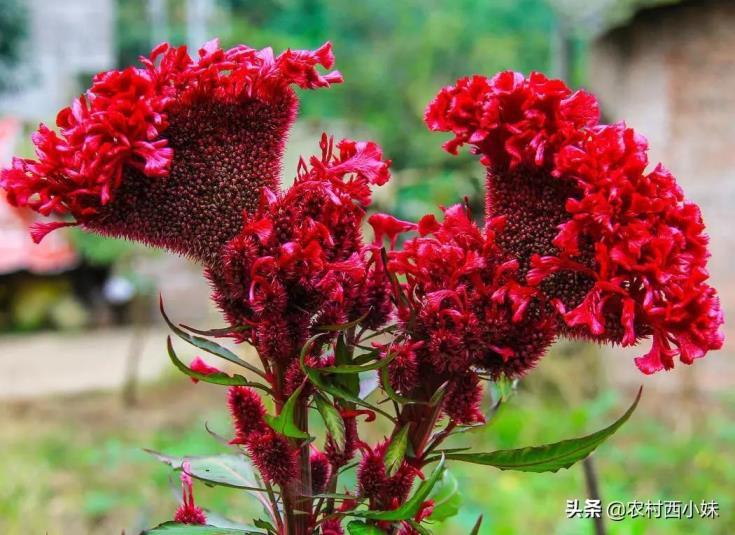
[320,519,344,535]
[357,440,419,510]
[382,204,555,422]
[227,386,267,443]
[310,448,333,494]
[174,461,206,525]
[189,356,221,384]
[213,134,392,363]
[426,71,723,373]
[1,40,341,265]
[247,430,299,486]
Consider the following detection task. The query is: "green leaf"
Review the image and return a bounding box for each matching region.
[142,522,262,534]
[428,470,461,522]
[160,296,265,379]
[379,364,424,406]
[469,515,483,535]
[180,324,251,337]
[313,351,395,375]
[351,456,446,521]
[167,337,266,390]
[346,521,387,534]
[264,383,310,440]
[315,393,346,450]
[318,310,369,332]
[145,451,267,492]
[384,424,410,477]
[443,387,642,473]
[300,335,395,422]
[252,519,276,534]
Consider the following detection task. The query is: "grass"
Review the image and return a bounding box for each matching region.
[0,368,732,534]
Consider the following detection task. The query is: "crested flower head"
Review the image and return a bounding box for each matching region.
[1,40,342,265]
[426,71,723,374]
[381,203,556,420]
[213,134,392,363]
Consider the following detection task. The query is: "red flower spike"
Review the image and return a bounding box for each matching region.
[357,440,417,509]
[309,448,333,495]
[246,430,299,486]
[386,204,555,383]
[320,519,345,535]
[212,134,392,364]
[174,461,206,525]
[189,356,221,384]
[227,386,267,443]
[426,72,723,373]
[1,40,342,265]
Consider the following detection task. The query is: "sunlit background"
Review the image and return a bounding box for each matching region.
[0,1,733,534]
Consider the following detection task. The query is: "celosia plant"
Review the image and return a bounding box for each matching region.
[2,41,723,535]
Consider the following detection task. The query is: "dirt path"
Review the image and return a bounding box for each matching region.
[0,327,198,400]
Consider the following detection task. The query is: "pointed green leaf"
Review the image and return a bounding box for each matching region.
[160,296,265,379]
[300,335,395,422]
[142,522,263,534]
[384,424,410,477]
[318,310,370,332]
[443,387,642,473]
[252,519,276,534]
[315,393,346,450]
[180,324,251,338]
[167,337,268,391]
[469,515,483,535]
[428,470,461,522]
[379,365,424,405]
[312,352,395,375]
[144,451,269,492]
[350,456,446,521]
[346,521,387,534]
[264,383,310,440]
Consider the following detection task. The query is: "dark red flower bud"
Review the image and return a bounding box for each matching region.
[310,448,332,494]
[442,372,484,425]
[246,430,298,486]
[357,441,417,509]
[227,386,267,442]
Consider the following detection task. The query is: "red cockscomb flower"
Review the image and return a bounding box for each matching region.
[174,461,206,525]
[425,71,723,373]
[213,134,392,363]
[380,203,555,422]
[1,40,342,265]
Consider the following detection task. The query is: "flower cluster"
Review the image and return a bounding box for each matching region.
[213,134,392,372]
[380,204,555,424]
[227,386,298,486]
[1,40,341,264]
[2,38,725,534]
[425,71,724,373]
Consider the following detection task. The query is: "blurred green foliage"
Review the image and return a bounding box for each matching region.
[117,0,557,171]
[0,0,27,91]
